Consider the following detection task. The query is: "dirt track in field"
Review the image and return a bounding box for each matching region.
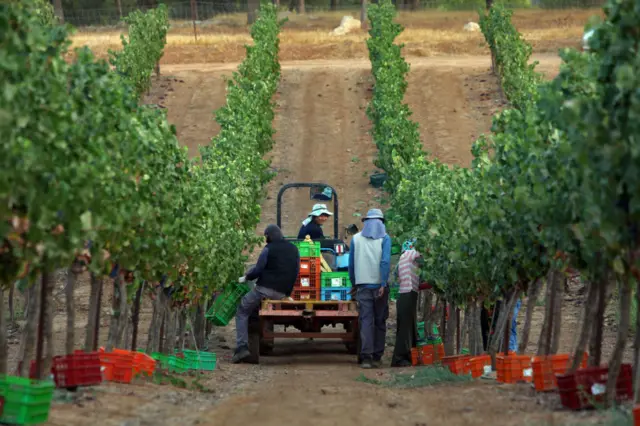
[39,55,628,426]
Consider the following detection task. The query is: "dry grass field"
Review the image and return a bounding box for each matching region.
[69,8,603,63]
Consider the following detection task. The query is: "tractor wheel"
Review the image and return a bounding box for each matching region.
[345,320,360,360]
[246,315,261,364]
[260,320,275,355]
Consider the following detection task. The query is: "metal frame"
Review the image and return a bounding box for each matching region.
[276,182,339,239]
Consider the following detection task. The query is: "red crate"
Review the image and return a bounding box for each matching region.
[52,351,102,389]
[292,288,319,301]
[442,355,472,376]
[99,350,135,384]
[496,354,533,384]
[133,352,156,377]
[633,404,640,426]
[299,257,321,276]
[532,353,588,392]
[469,355,492,378]
[557,364,633,410]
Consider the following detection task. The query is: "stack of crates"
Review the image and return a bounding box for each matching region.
[292,240,322,300]
[320,272,352,301]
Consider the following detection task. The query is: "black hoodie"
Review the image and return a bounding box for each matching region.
[246,225,300,296]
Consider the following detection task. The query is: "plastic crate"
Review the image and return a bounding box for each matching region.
[557,364,633,410]
[320,286,352,301]
[410,346,434,366]
[633,404,640,426]
[205,282,251,326]
[181,350,217,371]
[133,352,156,377]
[0,376,54,425]
[496,354,533,384]
[300,257,321,276]
[469,355,492,378]
[296,273,320,290]
[151,352,170,368]
[532,353,588,392]
[293,240,321,258]
[99,350,135,384]
[389,286,399,301]
[292,288,319,301]
[442,355,473,376]
[321,272,351,288]
[168,356,189,374]
[52,351,102,389]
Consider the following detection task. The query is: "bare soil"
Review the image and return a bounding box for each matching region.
[6,55,628,425]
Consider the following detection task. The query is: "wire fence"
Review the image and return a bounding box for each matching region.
[62,0,605,27]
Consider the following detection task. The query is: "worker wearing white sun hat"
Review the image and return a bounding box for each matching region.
[297,203,333,240]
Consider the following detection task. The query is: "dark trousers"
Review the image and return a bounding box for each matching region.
[391,291,418,366]
[356,286,389,361]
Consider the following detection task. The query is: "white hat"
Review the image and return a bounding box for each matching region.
[309,203,333,217]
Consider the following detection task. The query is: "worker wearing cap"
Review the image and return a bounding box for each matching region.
[297,203,333,240]
[348,208,392,369]
[233,224,300,364]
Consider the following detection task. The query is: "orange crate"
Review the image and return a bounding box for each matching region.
[496,354,532,384]
[411,348,420,366]
[299,257,321,276]
[442,355,472,376]
[99,350,134,384]
[411,347,435,366]
[433,344,445,363]
[133,352,156,377]
[469,355,492,378]
[532,353,588,392]
[633,405,640,426]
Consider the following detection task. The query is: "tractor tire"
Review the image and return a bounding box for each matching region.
[259,321,275,356]
[345,320,361,360]
[246,313,261,364]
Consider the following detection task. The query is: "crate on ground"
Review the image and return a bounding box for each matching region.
[133,352,156,377]
[205,282,251,326]
[300,257,321,277]
[293,240,321,258]
[168,356,189,374]
[557,364,633,410]
[151,352,170,368]
[181,350,217,371]
[532,353,588,392]
[321,271,351,288]
[52,350,102,389]
[411,346,435,366]
[0,376,55,425]
[496,354,533,384]
[469,355,492,378]
[98,349,135,384]
[442,355,473,376]
[389,285,399,301]
[320,286,352,301]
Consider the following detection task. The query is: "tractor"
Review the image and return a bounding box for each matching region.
[246,183,360,364]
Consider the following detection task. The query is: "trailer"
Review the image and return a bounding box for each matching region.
[246,183,360,364]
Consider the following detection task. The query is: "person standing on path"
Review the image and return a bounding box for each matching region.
[348,209,392,369]
[391,240,425,367]
[232,224,300,364]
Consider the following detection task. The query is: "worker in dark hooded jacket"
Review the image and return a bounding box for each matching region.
[233,224,300,363]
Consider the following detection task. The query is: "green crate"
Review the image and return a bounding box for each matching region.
[151,352,170,368]
[320,272,351,288]
[0,376,55,425]
[205,282,251,326]
[292,240,321,258]
[181,350,217,371]
[167,356,189,374]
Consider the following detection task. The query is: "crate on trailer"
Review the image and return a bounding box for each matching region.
[205,282,250,326]
[292,288,319,301]
[321,272,351,288]
[292,240,321,258]
[321,286,352,301]
[300,257,321,277]
[295,273,320,290]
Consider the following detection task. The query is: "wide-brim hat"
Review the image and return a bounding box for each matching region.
[362,208,384,222]
[309,203,333,217]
